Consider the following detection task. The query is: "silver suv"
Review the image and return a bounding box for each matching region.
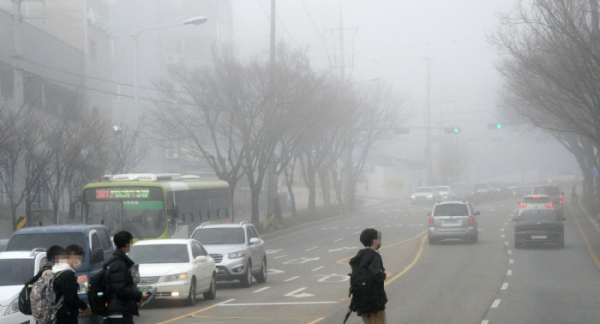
[428,201,479,244]
[190,221,267,288]
[532,185,564,217]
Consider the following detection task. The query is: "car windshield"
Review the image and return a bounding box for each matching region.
[192,228,246,245]
[6,233,86,252]
[128,245,189,264]
[415,188,433,193]
[0,259,35,286]
[433,204,469,216]
[84,200,166,239]
[520,210,559,222]
[532,187,560,196]
[522,197,552,204]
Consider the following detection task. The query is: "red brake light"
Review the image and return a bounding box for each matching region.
[532,196,540,198]
[546,204,553,208]
[560,201,563,204]
[429,217,434,227]
[519,204,527,208]
[560,195,563,199]
[469,216,474,224]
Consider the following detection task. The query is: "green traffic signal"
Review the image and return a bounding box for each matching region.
[487,123,503,130]
[444,127,460,134]
[497,124,502,129]
[454,128,460,133]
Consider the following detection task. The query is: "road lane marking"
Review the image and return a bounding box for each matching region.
[491,299,501,308]
[507,270,512,276]
[386,225,391,228]
[501,282,509,290]
[253,287,270,293]
[284,276,300,282]
[482,321,489,324]
[504,223,508,226]
[353,231,361,235]
[307,319,325,324]
[333,238,343,242]
[501,228,505,232]
[571,205,600,271]
[509,259,514,264]
[337,230,427,266]
[305,246,319,251]
[273,255,288,259]
[285,287,314,298]
[370,224,377,227]
[312,266,325,271]
[156,302,222,324]
[316,273,350,282]
[217,301,337,306]
[504,241,509,246]
[329,247,357,252]
[507,250,512,255]
[383,220,389,223]
[384,234,427,287]
[501,234,505,238]
[284,257,320,264]
[333,227,339,230]
[267,269,285,274]
[267,249,283,254]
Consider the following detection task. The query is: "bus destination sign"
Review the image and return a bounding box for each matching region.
[96,189,150,199]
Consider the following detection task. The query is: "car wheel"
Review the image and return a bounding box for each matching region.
[240,262,252,288]
[203,275,217,300]
[428,236,436,245]
[186,279,196,306]
[255,258,267,283]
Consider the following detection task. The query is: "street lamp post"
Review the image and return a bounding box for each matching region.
[132,16,207,123]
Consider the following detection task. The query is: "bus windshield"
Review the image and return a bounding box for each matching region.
[83,187,166,239]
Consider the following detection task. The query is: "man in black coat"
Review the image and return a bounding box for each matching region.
[52,244,91,324]
[104,231,149,324]
[349,228,387,324]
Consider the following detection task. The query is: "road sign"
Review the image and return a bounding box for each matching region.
[16,216,26,229]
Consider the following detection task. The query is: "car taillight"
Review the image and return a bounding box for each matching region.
[429,217,434,227]
[519,204,527,208]
[560,195,563,199]
[560,200,563,204]
[546,204,553,208]
[469,216,474,225]
[533,196,540,198]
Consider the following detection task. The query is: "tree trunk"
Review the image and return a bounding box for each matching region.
[285,171,296,215]
[52,199,60,224]
[11,204,18,232]
[307,166,316,211]
[318,169,330,206]
[250,187,260,227]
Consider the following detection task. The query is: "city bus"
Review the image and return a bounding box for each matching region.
[80,173,232,240]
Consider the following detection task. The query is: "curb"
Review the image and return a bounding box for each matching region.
[577,202,600,236]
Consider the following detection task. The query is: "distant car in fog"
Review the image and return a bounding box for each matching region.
[428,201,479,244]
[513,209,564,249]
[532,185,564,217]
[518,195,555,216]
[411,187,441,204]
[473,183,490,194]
[434,186,456,201]
[450,183,475,201]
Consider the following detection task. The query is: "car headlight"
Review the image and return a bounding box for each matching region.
[411,195,416,199]
[228,251,246,259]
[165,273,187,282]
[4,297,19,316]
[426,195,433,198]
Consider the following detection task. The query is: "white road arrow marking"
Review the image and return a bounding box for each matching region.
[328,247,357,252]
[283,257,320,265]
[285,287,314,298]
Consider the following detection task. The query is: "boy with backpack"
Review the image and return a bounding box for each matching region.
[18,246,65,315]
[346,228,388,324]
[52,245,91,323]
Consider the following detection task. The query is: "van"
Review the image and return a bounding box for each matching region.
[4,224,115,323]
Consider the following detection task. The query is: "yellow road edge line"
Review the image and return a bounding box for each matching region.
[155,304,217,324]
[336,230,427,265]
[306,318,325,324]
[384,234,427,287]
[571,205,600,271]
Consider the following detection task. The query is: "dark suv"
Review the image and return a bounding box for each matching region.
[532,185,564,217]
[513,209,565,248]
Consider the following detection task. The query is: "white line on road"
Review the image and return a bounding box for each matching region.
[504,223,508,226]
[501,234,505,238]
[507,250,512,255]
[321,227,327,230]
[501,228,505,232]
[371,224,377,227]
[386,225,390,228]
[284,276,300,282]
[504,241,509,246]
[353,231,361,235]
[507,270,512,276]
[509,259,514,264]
[482,321,489,324]
[217,299,236,306]
[501,282,509,290]
[253,287,270,293]
[312,266,325,271]
[218,301,338,306]
[333,238,343,243]
[266,249,283,254]
[305,246,319,251]
[491,299,501,308]
[273,255,288,259]
[285,287,314,298]
[333,227,339,230]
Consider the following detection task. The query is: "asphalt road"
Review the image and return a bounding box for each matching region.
[134,199,600,324]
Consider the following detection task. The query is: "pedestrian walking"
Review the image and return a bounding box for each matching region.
[103,231,149,324]
[52,245,91,324]
[344,228,387,324]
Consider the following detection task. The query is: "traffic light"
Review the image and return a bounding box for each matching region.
[488,123,502,129]
[444,127,460,134]
[395,127,410,134]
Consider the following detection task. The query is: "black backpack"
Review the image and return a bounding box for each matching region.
[18,268,48,315]
[88,258,116,316]
[343,256,380,323]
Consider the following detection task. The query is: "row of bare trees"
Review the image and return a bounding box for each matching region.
[491,0,600,207]
[0,94,146,231]
[150,45,409,224]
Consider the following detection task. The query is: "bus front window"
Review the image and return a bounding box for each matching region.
[85,200,165,238]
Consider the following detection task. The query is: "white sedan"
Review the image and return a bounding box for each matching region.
[518,195,554,216]
[128,239,217,306]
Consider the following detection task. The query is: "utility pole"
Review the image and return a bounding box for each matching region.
[339,4,345,79]
[266,0,278,225]
[425,57,433,186]
[11,0,24,111]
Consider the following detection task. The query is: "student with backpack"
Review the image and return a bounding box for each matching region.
[52,245,91,323]
[345,228,388,324]
[103,231,149,324]
[18,246,65,316]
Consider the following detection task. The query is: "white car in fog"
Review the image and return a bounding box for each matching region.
[434,186,456,201]
[411,187,441,204]
[518,195,555,216]
[128,239,217,306]
[0,249,47,324]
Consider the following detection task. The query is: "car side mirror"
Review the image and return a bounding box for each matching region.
[475,211,480,216]
[249,237,260,245]
[195,256,207,263]
[92,247,104,263]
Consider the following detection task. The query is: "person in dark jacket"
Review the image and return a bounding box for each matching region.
[52,244,91,324]
[349,228,387,324]
[104,231,149,324]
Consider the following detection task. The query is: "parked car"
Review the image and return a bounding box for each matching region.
[532,185,564,217]
[0,249,47,324]
[513,209,565,248]
[518,195,555,216]
[411,187,441,205]
[128,239,216,306]
[190,221,267,288]
[4,224,114,323]
[428,201,479,244]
